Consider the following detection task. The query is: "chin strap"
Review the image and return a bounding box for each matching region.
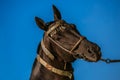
[100,58,120,63]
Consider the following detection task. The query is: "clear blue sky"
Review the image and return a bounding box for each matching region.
[0,0,120,80]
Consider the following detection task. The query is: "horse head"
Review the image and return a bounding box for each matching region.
[35,5,101,62]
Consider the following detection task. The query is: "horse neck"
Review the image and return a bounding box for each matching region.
[38,36,73,71]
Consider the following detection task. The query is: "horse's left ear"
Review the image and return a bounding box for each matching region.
[52,5,61,21]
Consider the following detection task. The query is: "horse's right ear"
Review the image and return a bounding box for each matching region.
[35,17,47,31]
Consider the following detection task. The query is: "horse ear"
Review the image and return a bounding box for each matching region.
[52,5,61,21]
[35,17,47,31]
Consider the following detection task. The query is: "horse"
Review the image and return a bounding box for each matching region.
[30,5,120,80]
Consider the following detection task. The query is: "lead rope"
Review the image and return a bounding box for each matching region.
[101,58,120,63]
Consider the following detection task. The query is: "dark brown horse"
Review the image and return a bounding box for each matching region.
[30,5,120,80]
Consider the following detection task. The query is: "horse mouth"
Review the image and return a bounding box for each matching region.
[89,51,101,62]
[82,51,101,62]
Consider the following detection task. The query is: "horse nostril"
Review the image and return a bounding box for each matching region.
[87,49,92,53]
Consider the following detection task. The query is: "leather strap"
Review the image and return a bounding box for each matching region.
[70,36,85,52]
[37,55,72,79]
[41,39,55,60]
[46,20,62,35]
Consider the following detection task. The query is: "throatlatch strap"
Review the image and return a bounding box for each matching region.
[37,55,72,79]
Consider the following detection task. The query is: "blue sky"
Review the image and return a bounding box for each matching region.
[0,0,120,80]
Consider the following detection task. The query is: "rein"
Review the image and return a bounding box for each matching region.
[100,58,120,63]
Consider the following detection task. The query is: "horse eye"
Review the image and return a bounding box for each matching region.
[87,49,92,53]
[87,47,92,53]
